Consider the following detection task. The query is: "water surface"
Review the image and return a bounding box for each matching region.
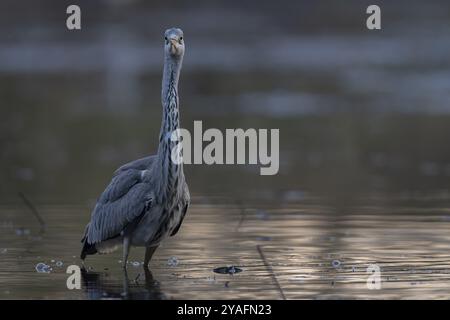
[2,195,450,299]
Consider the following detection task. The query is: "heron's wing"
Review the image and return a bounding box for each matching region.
[114,155,157,176]
[170,182,190,237]
[87,169,153,244]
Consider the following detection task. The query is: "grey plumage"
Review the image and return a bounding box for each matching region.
[81,28,190,267]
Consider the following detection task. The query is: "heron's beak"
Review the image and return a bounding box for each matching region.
[169,39,179,54]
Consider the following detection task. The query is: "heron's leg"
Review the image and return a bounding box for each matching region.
[122,236,131,269]
[144,245,158,267]
[122,267,130,299]
[143,266,155,289]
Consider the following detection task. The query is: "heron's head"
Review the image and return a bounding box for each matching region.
[164,28,184,58]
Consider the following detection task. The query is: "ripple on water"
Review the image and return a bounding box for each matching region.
[35,263,52,273]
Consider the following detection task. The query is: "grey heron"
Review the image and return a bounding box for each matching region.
[81,28,190,268]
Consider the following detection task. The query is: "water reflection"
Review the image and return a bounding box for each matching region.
[2,197,450,299]
[81,267,166,300]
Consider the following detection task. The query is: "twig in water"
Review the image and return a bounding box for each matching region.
[18,192,46,234]
[256,245,286,300]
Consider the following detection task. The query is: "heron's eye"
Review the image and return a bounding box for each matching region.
[180,36,183,41]
[164,36,168,41]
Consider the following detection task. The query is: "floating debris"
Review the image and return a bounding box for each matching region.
[56,261,63,267]
[132,261,140,267]
[167,256,179,267]
[213,266,243,275]
[224,281,230,288]
[331,260,341,268]
[1,248,7,254]
[351,266,356,272]
[35,262,52,273]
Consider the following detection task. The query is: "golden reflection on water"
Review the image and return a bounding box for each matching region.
[1,195,450,299]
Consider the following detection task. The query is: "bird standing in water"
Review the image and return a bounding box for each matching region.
[81,28,190,268]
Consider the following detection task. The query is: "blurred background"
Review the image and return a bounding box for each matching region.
[1,0,450,205]
[2,0,450,300]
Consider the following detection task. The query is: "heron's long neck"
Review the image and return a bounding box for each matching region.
[156,55,183,199]
[159,56,182,145]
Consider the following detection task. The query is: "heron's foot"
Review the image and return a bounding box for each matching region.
[143,266,159,290]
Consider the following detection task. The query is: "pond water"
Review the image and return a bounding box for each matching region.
[1,1,450,300]
[2,195,450,299]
